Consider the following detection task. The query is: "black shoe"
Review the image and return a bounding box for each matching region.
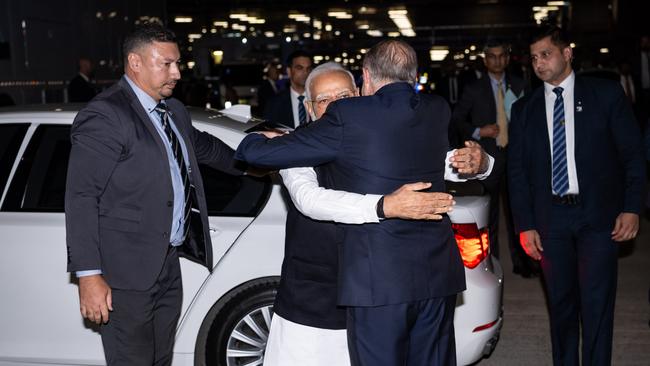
[513,265,538,278]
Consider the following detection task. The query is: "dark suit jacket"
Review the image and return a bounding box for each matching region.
[452,73,525,152]
[451,74,525,189]
[65,77,241,290]
[256,79,277,115]
[236,82,466,307]
[508,76,646,238]
[68,74,97,103]
[274,169,345,329]
[263,89,294,127]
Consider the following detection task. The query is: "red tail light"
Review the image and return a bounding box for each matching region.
[452,223,489,269]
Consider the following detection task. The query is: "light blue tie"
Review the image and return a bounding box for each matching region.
[298,95,307,125]
[551,87,569,196]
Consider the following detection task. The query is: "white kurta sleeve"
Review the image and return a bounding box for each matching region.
[444,149,495,182]
[279,167,381,224]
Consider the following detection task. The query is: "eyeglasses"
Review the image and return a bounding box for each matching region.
[309,90,354,108]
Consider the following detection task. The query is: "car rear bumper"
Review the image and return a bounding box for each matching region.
[454,255,504,365]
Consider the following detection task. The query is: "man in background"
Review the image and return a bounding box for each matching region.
[264,50,313,127]
[68,57,96,103]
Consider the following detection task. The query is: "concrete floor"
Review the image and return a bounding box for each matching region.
[476,209,650,365]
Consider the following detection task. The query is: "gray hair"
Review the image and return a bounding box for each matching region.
[362,40,417,86]
[304,62,356,101]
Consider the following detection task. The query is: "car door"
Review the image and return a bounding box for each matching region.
[0,120,271,365]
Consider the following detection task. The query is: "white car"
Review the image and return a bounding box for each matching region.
[0,105,503,366]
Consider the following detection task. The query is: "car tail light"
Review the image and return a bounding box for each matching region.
[452,223,489,269]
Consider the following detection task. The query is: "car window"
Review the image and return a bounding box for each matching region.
[3,125,70,212]
[0,124,29,198]
[198,165,271,217]
[2,124,272,216]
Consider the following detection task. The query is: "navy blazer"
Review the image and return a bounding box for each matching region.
[236,82,466,306]
[508,76,646,238]
[65,77,241,290]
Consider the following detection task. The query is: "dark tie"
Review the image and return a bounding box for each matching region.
[155,102,193,241]
[551,87,569,196]
[297,95,307,125]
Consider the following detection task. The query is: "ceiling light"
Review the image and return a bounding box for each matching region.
[359,6,377,14]
[313,33,322,40]
[264,31,275,38]
[213,21,228,27]
[174,16,193,23]
[334,30,341,36]
[357,24,370,30]
[599,48,609,53]
[229,13,247,19]
[283,26,296,33]
[388,9,408,16]
[325,24,333,32]
[285,36,291,43]
[187,61,195,69]
[366,30,383,37]
[188,34,202,39]
[400,29,416,37]
[429,46,450,62]
[570,42,576,48]
[547,1,570,6]
[210,28,217,33]
[303,32,311,38]
[314,19,322,29]
[388,31,401,38]
[242,38,248,44]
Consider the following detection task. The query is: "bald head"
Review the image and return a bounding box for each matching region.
[362,40,417,93]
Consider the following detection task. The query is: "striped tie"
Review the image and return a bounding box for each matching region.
[155,102,193,242]
[551,87,569,196]
[298,95,307,125]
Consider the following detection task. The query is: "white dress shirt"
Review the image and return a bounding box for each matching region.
[544,72,579,195]
[279,150,494,223]
[289,87,306,128]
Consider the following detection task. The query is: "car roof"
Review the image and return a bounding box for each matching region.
[0,103,264,133]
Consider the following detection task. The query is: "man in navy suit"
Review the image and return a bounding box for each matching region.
[508,25,646,365]
[65,24,243,365]
[264,50,313,127]
[236,40,476,366]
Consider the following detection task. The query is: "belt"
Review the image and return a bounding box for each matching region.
[552,194,580,205]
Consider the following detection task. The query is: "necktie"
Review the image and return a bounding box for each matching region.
[496,81,508,147]
[297,95,307,125]
[551,87,569,196]
[155,102,193,241]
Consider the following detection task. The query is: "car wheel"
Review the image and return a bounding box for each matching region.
[195,277,279,366]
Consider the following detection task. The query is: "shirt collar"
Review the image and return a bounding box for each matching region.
[289,86,304,99]
[488,73,505,88]
[123,75,164,114]
[544,71,575,97]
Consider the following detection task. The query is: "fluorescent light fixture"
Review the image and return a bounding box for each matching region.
[210,28,217,33]
[366,30,383,37]
[303,32,312,38]
[283,26,297,33]
[334,57,342,62]
[229,13,247,19]
[600,48,609,53]
[388,9,408,16]
[314,19,322,29]
[334,30,341,36]
[174,16,193,23]
[359,6,377,14]
[400,29,416,37]
[328,11,353,19]
[264,31,275,37]
[430,47,450,61]
[188,34,202,39]
[357,23,370,30]
[313,33,322,40]
[547,1,570,6]
[314,55,324,62]
[213,21,228,27]
[388,32,401,38]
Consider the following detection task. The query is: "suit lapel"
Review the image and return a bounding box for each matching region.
[117,78,170,159]
[482,77,497,121]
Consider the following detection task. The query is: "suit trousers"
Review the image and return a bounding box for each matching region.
[541,203,618,366]
[346,296,456,366]
[101,246,183,366]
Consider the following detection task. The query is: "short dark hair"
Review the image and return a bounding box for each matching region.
[123,23,177,64]
[286,50,312,67]
[530,24,571,49]
[363,39,417,86]
[483,39,511,54]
